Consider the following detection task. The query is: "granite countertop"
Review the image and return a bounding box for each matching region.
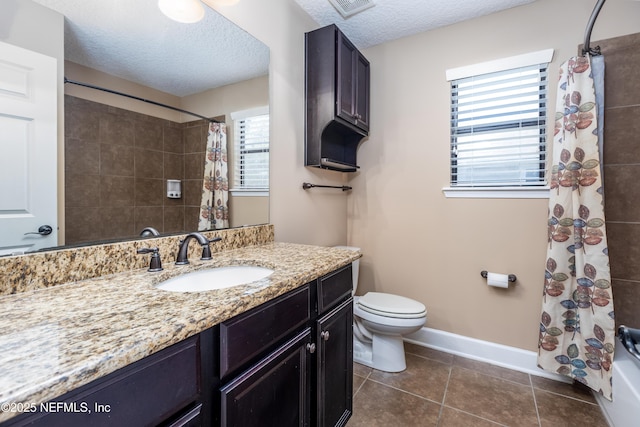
[0,242,360,422]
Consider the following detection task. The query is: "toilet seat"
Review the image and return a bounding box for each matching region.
[357,292,427,319]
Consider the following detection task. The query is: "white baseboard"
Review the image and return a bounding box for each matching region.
[404,327,571,383]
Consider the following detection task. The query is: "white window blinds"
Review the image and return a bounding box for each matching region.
[448,51,552,188]
[231,107,269,190]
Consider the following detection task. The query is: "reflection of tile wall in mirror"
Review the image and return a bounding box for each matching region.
[65,95,192,245]
[5,0,270,255]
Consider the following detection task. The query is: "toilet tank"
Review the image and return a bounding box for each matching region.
[333,246,360,294]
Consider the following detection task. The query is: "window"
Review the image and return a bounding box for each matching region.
[446,50,553,195]
[230,107,269,194]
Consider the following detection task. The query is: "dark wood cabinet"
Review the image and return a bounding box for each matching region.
[220,329,311,427]
[305,24,370,172]
[4,335,205,427]
[314,266,353,427]
[218,284,313,427]
[219,285,311,380]
[316,300,353,427]
[4,266,353,427]
[218,265,353,427]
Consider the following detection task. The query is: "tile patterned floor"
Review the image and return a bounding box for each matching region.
[349,343,608,427]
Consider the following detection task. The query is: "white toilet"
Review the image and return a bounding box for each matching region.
[336,246,427,373]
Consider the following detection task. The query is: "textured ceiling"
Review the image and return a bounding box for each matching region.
[294,0,537,49]
[32,0,537,97]
[33,0,269,97]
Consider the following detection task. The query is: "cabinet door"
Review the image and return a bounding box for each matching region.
[220,329,311,427]
[336,30,369,134]
[336,31,357,126]
[316,299,353,427]
[354,51,370,133]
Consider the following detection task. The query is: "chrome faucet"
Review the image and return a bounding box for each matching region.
[175,232,222,265]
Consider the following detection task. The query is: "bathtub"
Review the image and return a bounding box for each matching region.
[596,339,640,426]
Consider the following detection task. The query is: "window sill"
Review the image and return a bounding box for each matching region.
[442,186,550,199]
[230,189,269,197]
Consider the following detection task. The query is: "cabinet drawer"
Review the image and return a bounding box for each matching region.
[219,285,310,379]
[9,335,201,427]
[317,265,352,315]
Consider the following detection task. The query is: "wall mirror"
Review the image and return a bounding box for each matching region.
[2,0,269,255]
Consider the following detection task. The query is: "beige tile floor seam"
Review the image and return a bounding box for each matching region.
[528,374,543,427]
[348,343,608,427]
[435,364,454,422]
[365,377,446,405]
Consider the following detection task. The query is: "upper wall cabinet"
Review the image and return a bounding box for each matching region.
[305,25,370,172]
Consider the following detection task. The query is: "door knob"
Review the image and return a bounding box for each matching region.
[321,331,330,341]
[24,225,53,236]
[306,343,316,354]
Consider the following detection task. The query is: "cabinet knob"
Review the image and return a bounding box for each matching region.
[306,343,316,354]
[321,331,330,341]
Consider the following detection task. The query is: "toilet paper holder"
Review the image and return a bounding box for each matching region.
[480,271,517,283]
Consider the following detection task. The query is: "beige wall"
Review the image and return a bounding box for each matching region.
[346,0,640,351]
[214,0,350,246]
[210,0,640,350]
[182,74,268,120]
[64,61,183,122]
[9,0,640,352]
[230,196,269,228]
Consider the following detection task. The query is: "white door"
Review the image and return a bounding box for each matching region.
[0,41,57,255]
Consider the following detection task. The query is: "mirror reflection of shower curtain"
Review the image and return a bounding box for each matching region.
[198,122,229,230]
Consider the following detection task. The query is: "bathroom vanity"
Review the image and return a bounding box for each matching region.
[0,243,357,427]
[219,264,353,427]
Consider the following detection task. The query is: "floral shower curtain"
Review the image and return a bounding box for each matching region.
[538,55,615,400]
[198,122,229,230]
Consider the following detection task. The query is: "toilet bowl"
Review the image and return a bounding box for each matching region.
[334,246,427,373]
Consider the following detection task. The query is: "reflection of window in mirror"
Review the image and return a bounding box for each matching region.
[230,107,270,196]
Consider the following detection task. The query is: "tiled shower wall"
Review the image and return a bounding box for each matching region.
[597,32,640,329]
[64,96,212,244]
[183,119,211,232]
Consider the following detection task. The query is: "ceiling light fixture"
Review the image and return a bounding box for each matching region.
[158,0,205,23]
[203,0,240,5]
[159,0,241,23]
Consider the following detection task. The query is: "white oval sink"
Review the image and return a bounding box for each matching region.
[155,266,274,292]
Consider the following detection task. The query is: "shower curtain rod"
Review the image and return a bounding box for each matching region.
[64,77,220,123]
[582,0,606,56]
